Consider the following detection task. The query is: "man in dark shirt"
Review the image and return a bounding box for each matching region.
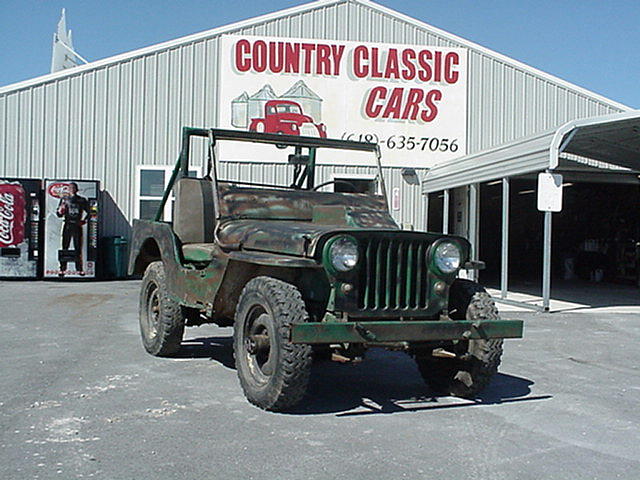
[56,182,90,276]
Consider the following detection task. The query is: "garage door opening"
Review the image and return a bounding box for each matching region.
[477,176,640,306]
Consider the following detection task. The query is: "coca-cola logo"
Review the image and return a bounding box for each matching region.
[0,192,16,245]
[0,183,26,248]
[47,182,72,199]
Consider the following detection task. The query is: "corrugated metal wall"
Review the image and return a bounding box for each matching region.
[0,0,625,237]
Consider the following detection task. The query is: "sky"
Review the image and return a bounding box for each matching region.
[1,0,639,108]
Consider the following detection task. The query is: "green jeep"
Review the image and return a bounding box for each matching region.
[129,128,523,411]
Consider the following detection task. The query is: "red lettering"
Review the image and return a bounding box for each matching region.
[331,45,345,75]
[382,87,404,119]
[284,43,300,73]
[433,51,442,82]
[269,42,284,73]
[235,39,251,72]
[301,43,315,74]
[401,49,416,81]
[353,46,368,78]
[421,89,442,122]
[417,50,432,82]
[252,40,267,72]
[371,48,383,78]
[364,86,386,118]
[444,52,459,84]
[316,44,331,75]
[384,48,400,79]
[401,88,424,120]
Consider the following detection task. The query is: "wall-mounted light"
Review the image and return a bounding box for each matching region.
[401,167,420,185]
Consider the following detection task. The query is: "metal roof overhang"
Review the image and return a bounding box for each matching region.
[422,111,640,193]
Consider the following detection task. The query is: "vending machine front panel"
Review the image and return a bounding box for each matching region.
[0,178,42,279]
[43,179,99,279]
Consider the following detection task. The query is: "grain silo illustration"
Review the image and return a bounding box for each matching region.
[280,80,323,122]
[247,84,277,122]
[231,91,249,128]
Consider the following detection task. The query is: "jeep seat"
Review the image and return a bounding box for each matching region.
[173,177,216,263]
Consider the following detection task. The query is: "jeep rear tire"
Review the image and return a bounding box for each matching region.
[415,279,503,398]
[139,261,185,356]
[234,276,312,411]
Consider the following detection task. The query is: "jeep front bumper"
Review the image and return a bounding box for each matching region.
[290,320,524,344]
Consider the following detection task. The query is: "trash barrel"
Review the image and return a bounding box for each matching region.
[102,236,129,279]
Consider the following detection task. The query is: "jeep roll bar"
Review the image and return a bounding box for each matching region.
[155,127,386,222]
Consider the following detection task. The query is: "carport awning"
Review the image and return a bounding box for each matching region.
[423,110,640,193]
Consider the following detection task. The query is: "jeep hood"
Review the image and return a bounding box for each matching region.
[218,220,393,257]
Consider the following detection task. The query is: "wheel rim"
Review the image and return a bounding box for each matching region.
[243,307,276,385]
[144,282,160,340]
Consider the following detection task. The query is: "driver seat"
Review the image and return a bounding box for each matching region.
[173,178,217,262]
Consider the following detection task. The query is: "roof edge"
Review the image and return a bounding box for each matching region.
[0,0,343,95]
[0,0,631,111]
[356,0,630,111]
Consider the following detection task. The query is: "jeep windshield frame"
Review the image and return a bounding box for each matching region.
[154,127,386,222]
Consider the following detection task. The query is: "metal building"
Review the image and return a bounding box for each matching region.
[0,0,631,265]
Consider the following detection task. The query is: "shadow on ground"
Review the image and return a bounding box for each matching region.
[293,349,547,416]
[178,336,235,369]
[174,336,549,415]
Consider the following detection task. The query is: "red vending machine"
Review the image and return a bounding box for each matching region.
[0,178,43,279]
[43,179,100,279]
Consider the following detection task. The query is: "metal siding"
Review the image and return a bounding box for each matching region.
[5,93,19,177]
[0,0,627,237]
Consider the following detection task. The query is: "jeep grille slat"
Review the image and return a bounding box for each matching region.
[358,236,431,312]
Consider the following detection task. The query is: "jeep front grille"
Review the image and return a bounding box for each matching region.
[358,237,431,311]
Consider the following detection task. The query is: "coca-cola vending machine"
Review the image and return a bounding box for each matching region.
[43,179,100,279]
[0,178,43,279]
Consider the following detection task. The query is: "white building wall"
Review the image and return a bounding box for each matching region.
[0,0,626,237]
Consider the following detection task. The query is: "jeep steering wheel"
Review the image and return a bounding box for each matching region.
[312,179,359,192]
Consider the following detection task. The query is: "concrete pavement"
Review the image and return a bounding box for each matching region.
[1,280,638,479]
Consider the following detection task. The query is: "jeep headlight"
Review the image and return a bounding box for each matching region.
[327,236,359,272]
[432,241,461,274]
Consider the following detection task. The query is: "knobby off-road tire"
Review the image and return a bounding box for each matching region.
[234,276,313,411]
[139,261,185,356]
[415,279,503,398]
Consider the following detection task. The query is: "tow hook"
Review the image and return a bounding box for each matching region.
[354,323,377,342]
[432,348,457,359]
[462,320,483,339]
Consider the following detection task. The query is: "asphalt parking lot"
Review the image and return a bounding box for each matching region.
[1,280,639,479]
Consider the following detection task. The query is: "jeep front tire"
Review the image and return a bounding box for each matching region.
[415,279,503,398]
[139,261,185,356]
[233,276,313,411]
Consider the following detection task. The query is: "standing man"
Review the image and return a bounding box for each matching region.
[56,182,90,276]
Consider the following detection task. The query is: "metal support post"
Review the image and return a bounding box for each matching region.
[442,189,450,234]
[424,193,429,232]
[501,178,509,299]
[542,210,552,311]
[468,183,479,282]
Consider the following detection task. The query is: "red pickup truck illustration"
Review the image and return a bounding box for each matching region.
[249,100,327,138]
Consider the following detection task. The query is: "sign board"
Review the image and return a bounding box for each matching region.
[219,35,468,167]
[537,172,563,212]
[392,187,401,211]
